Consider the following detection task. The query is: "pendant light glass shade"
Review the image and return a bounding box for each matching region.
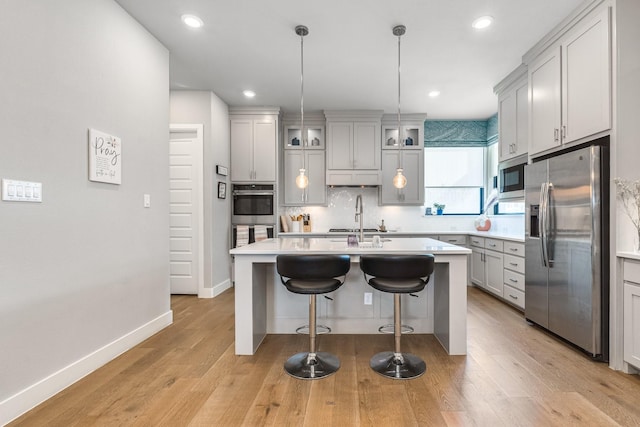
[393,25,407,189]
[296,168,309,189]
[393,168,407,189]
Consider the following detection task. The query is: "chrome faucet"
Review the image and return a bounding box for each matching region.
[355,195,364,242]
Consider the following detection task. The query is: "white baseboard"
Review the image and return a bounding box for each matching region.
[200,278,231,299]
[0,310,173,426]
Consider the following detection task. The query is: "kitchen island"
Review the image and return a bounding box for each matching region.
[230,237,471,356]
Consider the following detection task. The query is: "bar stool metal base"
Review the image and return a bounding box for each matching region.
[284,351,340,380]
[370,351,426,380]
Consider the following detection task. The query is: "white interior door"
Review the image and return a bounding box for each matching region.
[169,124,204,295]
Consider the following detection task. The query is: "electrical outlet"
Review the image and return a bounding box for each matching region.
[364,292,372,305]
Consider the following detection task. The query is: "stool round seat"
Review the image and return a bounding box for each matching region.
[360,254,435,380]
[276,254,350,380]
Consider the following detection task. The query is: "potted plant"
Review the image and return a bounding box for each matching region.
[433,203,445,215]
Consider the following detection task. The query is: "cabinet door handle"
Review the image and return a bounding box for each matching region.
[554,128,559,142]
[562,125,567,139]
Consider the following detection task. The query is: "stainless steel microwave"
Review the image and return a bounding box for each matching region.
[498,155,526,200]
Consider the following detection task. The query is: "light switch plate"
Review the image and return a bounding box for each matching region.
[143,194,151,208]
[2,179,42,202]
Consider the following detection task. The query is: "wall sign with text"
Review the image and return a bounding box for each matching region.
[89,128,122,184]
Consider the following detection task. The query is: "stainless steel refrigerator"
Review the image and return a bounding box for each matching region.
[525,142,609,360]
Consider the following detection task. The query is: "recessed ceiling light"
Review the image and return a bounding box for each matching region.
[428,90,441,98]
[243,90,256,98]
[472,16,493,30]
[181,14,204,29]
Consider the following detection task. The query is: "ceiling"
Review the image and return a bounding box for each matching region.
[115,0,584,120]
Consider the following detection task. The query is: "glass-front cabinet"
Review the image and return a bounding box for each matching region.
[284,125,324,149]
[382,125,421,150]
[281,113,326,206]
[380,113,426,205]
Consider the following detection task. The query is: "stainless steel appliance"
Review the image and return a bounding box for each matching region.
[498,155,526,200]
[525,142,609,360]
[231,184,275,226]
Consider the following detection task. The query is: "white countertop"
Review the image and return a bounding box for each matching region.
[230,236,471,255]
[618,251,640,261]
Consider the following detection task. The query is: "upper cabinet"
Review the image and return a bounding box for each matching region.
[230,107,280,182]
[325,110,382,186]
[282,113,326,205]
[380,113,426,205]
[528,6,611,157]
[495,65,528,162]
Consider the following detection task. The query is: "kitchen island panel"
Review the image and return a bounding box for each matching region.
[231,238,470,355]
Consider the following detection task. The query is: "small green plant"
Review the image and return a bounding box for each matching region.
[433,203,445,211]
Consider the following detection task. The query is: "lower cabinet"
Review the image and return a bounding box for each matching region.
[470,236,525,309]
[623,258,640,370]
[470,237,504,293]
[502,241,525,309]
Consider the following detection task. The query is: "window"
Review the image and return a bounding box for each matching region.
[424,147,484,215]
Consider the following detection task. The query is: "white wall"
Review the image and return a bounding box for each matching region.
[0,1,170,423]
[170,91,231,296]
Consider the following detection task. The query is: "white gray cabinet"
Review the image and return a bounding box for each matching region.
[502,241,525,309]
[470,236,525,307]
[283,150,326,205]
[325,110,382,186]
[230,108,279,182]
[282,114,326,205]
[623,258,640,371]
[380,150,423,205]
[528,6,611,157]
[495,66,528,161]
[380,114,426,205]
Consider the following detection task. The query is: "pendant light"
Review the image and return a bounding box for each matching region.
[295,25,309,190]
[392,25,407,189]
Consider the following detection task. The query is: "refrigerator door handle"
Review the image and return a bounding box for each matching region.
[539,182,548,267]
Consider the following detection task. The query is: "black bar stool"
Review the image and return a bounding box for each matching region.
[276,254,350,379]
[360,254,435,379]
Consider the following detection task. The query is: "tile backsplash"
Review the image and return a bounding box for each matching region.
[280,187,524,235]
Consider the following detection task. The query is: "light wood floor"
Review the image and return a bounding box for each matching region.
[10,286,640,426]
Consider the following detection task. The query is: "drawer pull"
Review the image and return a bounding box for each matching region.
[448,239,457,242]
[509,294,518,300]
[509,262,518,267]
[509,278,518,283]
[509,248,519,252]
[489,244,496,247]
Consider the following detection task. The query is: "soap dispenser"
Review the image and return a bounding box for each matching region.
[378,220,387,232]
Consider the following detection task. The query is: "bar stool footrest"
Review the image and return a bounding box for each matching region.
[295,324,331,335]
[378,324,414,334]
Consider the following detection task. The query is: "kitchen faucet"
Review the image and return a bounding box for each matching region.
[355,195,363,242]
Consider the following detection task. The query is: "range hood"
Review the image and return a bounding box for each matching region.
[326,170,381,186]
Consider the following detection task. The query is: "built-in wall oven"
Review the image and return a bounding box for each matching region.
[231,184,275,246]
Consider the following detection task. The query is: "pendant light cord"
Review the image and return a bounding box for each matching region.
[393,25,406,173]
